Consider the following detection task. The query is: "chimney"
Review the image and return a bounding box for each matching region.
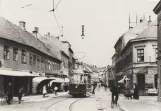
[19,21,26,31]
[140,19,143,23]
[34,27,39,33]
[47,32,50,37]
[148,15,152,25]
[32,27,39,38]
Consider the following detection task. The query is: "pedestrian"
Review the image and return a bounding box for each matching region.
[42,85,47,98]
[110,81,119,106]
[133,83,139,99]
[6,83,13,105]
[92,82,97,94]
[54,86,58,96]
[18,86,24,104]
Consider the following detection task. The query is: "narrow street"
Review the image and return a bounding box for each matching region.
[0,88,121,111]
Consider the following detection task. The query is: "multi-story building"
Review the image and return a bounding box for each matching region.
[0,17,62,96]
[107,65,115,88]
[153,0,161,102]
[112,19,158,95]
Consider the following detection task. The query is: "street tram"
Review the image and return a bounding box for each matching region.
[69,69,92,97]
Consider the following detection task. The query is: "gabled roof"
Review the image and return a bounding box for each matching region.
[0,16,60,61]
[38,34,62,60]
[83,64,93,73]
[136,21,157,39]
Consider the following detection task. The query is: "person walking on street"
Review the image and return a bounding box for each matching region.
[133,83,139,99]
[110,81,119,106]
[6,83,13,105]
[42,85,47,98]
[92,82,97,94]
[54,86,58,96]
[18,86,24,104]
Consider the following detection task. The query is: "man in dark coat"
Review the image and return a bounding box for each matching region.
[18,86,24,104]
[110,82,119,105]
[6,83,13,104]
[92,82,97,94]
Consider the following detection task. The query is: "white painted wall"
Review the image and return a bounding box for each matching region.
[133,40,157,63]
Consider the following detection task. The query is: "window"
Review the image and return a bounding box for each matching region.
[33,55,36,66]
[21,49,26,63]
[37,56,40,67]
[4,45,10,60]
[41,57,44,67]
[155,48,158,60]
[29,53,33,65]
[48,61,51,70]
[13,48,18,61]
[137,49,144,62]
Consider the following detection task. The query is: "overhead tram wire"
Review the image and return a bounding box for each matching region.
[55,0,62,11]
[53,12,62,37]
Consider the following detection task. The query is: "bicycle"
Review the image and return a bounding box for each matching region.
[0,93,13,105]
[1,94,8,105]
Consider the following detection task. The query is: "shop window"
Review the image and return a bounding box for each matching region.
[137,49,144,62]
[13,47,18,61]
[29,53,33,65]
[4,45,10,60]
[21,49,26,63]
[33,55,36,66]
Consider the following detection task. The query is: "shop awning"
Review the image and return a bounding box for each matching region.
[0,70,38,77]
[32,77,55,94]
[64,78,69,83]
[118,75,127,83]
[33,77,55,83]
[72,69,84,74]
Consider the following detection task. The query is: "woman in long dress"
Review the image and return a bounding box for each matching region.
[133,84,139,99]
[42,85,47,98]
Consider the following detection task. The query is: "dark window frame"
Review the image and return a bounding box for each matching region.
[13,47,18,61]
[21,49,27,64]
[29,53,33,65]
[33,54,36,66]
[137,49,144,62]
[4,45,10,60]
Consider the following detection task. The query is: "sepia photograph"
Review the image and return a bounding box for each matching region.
[0,0,161,111]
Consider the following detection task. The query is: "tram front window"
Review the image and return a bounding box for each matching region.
[70,74,87,84]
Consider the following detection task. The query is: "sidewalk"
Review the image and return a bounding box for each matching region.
[118,95,161,111]
[1,91,68,105]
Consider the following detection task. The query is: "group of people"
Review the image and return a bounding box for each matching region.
[6,83,24,104]
[110,82,139,105]
[42,85,58,98]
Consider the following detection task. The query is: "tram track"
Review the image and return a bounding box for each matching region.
[45,97,70,111]
[45,95,90,111]
[69,98,84,111]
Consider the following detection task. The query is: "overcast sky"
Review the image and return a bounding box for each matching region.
[0,0,159,67]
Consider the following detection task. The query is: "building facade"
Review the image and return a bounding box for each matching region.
[112,20,158,95]
[0,17,62,96]
[153,0,161,102]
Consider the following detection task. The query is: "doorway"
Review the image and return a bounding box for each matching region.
[137,74,145,90]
